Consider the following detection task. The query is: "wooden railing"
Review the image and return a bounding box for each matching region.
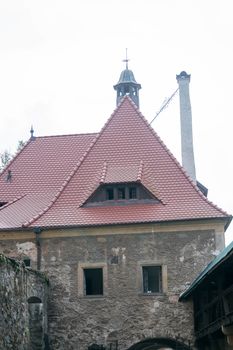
[194,284,233,337]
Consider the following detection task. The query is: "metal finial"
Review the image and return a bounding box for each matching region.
[30,125,34,139]
[122,48,129,69]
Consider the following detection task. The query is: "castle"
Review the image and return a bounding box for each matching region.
[0,65,231,350]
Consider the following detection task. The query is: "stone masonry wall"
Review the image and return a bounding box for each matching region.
[0,225,219,350]
[0,254,49,350]
[40,227,217,350]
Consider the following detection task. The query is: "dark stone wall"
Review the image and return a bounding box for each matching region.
[38,228,216,350]
[0,254,49,350]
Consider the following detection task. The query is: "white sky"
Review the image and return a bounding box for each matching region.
[0,0,233,243]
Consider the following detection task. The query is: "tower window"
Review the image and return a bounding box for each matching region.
[84,268,103,296]
[142,266,162,293]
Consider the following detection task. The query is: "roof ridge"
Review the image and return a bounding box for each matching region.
[0,139,31,176]
[22,98,143,227]
[137,160,144,181]
[21,103,130,227]
[0,194,26,211]
[33,132,98,139]
[100,162,107,183]
[125,96,230,218]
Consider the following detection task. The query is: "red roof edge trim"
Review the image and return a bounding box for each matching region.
[0,139,31,176]
[100,162,107,183]
[125,97,230,217]
[23,216,231,232]
[0,194,26,211]
[22,103,130,227]
[33,132,98,139]
[137,160,144,181]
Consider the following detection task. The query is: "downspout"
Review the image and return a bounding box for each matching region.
[34,227,42,270]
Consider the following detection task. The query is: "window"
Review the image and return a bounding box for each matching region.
[23,258,31,267]
[117,187,125,199]
[0,202,7,208]
[129,187,137,199]
[85,182,158,206]
[106,188,114,200]
[84,268,103,296]
[142,266,162,293]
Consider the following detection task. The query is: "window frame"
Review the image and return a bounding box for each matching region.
[138,262,167,295]
[142,265,162,294]
[83,267,103,296]
[78,262,107,298]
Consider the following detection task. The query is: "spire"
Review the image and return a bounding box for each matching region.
[114,51,141,108]
[30,125,35,140]
[123,48,129,69]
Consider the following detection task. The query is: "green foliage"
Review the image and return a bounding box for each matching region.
[0,140,26,171]
[0,150,12,171]
[17,140,26,152]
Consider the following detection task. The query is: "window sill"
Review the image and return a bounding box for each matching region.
[80,295,106,299]
[139,292,165,297]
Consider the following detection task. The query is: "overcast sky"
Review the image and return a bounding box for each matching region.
[1,0,233,243]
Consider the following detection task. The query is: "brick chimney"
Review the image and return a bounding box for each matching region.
[176,71,196,183]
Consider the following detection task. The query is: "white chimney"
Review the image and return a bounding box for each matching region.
[176,71,196,183]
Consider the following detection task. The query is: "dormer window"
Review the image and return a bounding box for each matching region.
[106,188,114,200]
[84,182,159,207]
[0,202,7,208]
[129,187,137,199]
[118,187,125,199]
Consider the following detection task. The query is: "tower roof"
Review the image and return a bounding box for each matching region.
[114,65,141,107]
[115,68,141,86]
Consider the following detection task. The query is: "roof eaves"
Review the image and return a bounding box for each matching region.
[4,215,228,232]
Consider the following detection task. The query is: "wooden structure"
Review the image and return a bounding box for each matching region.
[180,240,233,349]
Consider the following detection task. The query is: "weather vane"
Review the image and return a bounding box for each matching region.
[122,48,129,69]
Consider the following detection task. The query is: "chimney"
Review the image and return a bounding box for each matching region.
[176,71,196,183]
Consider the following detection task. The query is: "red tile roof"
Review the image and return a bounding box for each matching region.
[101,162,143,184]
[0,97,231,230]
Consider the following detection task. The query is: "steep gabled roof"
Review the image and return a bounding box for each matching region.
[0,96,231,230]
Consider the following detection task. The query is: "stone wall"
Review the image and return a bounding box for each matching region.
[0,222,221,350]
[40,226,217,350]
[0,254,49,350]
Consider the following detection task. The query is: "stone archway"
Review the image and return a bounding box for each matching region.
[127,338,192,350]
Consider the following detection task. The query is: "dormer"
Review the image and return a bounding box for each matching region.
[84,182,159,207]
[83,162,161,207]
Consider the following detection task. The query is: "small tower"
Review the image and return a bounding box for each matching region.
[114,53,141,107]
[176,71,196,182]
